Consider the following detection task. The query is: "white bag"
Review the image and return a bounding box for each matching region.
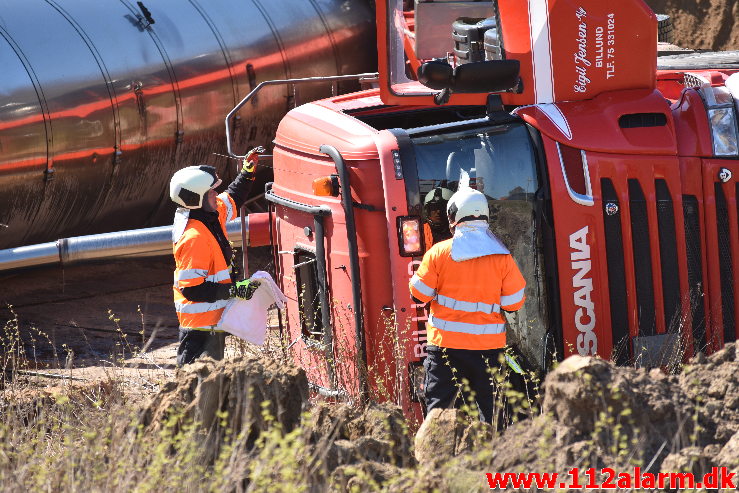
[218,271,287,345]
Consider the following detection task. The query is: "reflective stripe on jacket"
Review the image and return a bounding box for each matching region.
[409,238,526,350]
[173,193,237,329]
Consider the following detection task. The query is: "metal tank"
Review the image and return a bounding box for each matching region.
[0,0,376,250]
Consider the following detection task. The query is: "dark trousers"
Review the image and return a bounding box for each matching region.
[177,328,226,366]
[423,346,505,424]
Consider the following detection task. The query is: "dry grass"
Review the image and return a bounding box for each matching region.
[0,298,543,492]
[3,293,727,492]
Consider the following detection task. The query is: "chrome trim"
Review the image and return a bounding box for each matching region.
[556,142,595,206]
[225,72,379,159]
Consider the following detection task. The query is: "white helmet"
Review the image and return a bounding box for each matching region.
[447,188,489,226]
[169,165,222,209]
[423,186,454,206]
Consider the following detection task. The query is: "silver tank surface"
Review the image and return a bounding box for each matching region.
[0,0,376,249]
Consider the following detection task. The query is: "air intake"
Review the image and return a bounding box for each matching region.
[601,178,629,364]
[682,195,706,351]
[656,180,680,333]
[629,179,656,336]
[715,183,736,343]
[619,113,667,128]
[682,72,709,88]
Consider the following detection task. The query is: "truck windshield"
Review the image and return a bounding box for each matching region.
[410,123,548,368]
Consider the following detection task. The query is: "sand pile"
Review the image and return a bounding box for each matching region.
[412,343,739,491]
[646,0,739,50]
[135,343,738,490]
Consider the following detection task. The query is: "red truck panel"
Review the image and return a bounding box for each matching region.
[515,89,676,155]
[273,105,403,402]
[498,0,657,106]
[377,0,657,107]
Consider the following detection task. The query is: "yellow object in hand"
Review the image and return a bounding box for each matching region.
[241,157,256,173]
[241,146,264,173]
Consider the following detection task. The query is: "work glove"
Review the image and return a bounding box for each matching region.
[230,279,260,300]
[241,146,264,174]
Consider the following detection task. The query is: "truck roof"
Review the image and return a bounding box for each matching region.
[274,101,380,159]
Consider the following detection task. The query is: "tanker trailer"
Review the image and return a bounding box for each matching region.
[0,0,376,251]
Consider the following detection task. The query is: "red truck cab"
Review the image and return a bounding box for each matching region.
[256,0,739,424]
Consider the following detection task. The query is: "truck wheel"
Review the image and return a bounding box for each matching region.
[657,51,739,70]
[656,14,672,44]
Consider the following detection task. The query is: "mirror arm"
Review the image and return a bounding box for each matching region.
[434,87,452,105]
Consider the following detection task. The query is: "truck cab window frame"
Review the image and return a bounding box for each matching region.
[293,247,324,341]
[399,120,551,370]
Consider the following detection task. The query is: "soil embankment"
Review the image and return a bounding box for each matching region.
[134,344,738,491]
[646,0,739,50]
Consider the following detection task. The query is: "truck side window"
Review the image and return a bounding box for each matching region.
[294,249,324,340]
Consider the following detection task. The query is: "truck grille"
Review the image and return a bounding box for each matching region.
[600,177,710,360]
[656,179,681,334]
[682,195,706,350]
[628,179,657,336]
[601,178,629,364]
[715,183,736,344]
[601,176,737,361]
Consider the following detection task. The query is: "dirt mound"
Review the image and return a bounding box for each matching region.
[515,345,736,474]
[140,355,308,443]
[126,344,739,490]
[137,355,416,489]
[304,401,414,467]
[646,0,739,50]
[303,402,415,490]
[414,408,493,465]
[416,343,739,487]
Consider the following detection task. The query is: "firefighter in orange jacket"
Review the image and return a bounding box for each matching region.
[169,149,260,366]
[409,187,526,423]
[422,186,454,248]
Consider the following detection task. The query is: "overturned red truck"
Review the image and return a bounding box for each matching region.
[229,0,739,423]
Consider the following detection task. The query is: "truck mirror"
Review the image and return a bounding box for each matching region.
[418,59,519,94]
[417,59,454,90]
[452,60,520,93]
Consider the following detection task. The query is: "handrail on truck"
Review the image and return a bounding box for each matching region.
[224,72,378,280]
[320,144,368,400]
[224,72,379,159]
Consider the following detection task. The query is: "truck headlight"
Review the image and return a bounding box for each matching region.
[699,85,739,157]
[708,108,739,156]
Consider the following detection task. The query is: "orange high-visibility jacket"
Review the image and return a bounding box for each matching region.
[409,238,526,350]
[173,193,238,329]
[423,223,433,250]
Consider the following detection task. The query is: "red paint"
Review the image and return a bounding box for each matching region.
[262,0,739,426]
